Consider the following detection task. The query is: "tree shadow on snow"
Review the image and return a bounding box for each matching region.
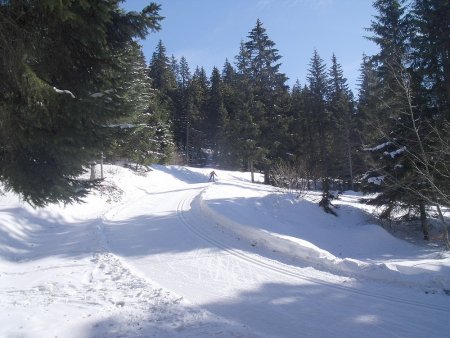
[84,281,450,338]
[0,207,101,262]
[215,180,277,193]
[154,165,209,184]
[204,192,442,261]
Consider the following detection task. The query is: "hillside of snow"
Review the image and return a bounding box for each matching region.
[1,165,449,337]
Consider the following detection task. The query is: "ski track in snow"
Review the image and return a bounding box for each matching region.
[91,173,257,337]
[85,184,258,337]
[0,174,257,337]
[177,190,450,314]
[1,165,450,337]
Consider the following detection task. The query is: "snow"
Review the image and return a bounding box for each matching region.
[53,86,75,99]
[368,175,385,185]
[365,141,392,151]
[1,165,450,337]
[385,146,407,158]
[199,178,450,288]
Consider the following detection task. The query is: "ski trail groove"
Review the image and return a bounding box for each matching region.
[176,189,450,314]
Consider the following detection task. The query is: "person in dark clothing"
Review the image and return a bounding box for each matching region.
[209,170,217,182]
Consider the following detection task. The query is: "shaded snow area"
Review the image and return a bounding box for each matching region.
[1,165,450,337]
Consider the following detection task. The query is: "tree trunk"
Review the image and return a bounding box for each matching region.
[436,204,450,249]
[419,201,429,241]
[100,152,104,179]
[264,165,270,185]
[249,159,254,183]
[185,120,190,165]
[347,141,354,191]
[322,176,330,196]
[90,163,96,181]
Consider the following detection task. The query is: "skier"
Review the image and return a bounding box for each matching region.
[209,170,217,182]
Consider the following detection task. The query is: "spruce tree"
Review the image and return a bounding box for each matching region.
[327,54,357,190]
[0,0,163,206]
[173,56,191,160]
[109,42,174,167]
[286,80,318,187]
[149,40,177,96]
[410,0,450,120]
[217,59,242,169]
[288,81,307,160]
[306,49,334,210]
[238,20,290,182]
[357,54,379,142]
[207,67,226,156]
[234,40,264,181]
[186,67,210,165]
[363,0,436,239]
[408,0,450,244]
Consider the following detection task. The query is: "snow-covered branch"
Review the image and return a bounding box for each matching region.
[53,86,75,99]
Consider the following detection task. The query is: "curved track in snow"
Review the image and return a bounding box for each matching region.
[176,188,450,314]
[101,168,450,338]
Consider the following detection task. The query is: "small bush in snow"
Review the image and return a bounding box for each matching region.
[270,160,309,198]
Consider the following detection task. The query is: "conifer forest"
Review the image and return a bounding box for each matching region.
[0,0,449,246]
[1,2,450,337]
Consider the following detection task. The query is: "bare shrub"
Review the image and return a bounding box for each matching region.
[270,160,310,197]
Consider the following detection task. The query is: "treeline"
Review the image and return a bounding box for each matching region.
[147,0,450,244]
[0,0,449,246]
[149,22,358,190]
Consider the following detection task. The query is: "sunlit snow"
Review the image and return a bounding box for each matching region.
[0,165,449,337]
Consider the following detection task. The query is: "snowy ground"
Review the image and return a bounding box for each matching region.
[1,165,449,337]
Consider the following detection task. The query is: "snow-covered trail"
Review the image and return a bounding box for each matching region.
[0,167,259,338]
[102,167,450,338]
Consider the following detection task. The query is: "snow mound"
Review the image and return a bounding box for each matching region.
[199,179,450,290]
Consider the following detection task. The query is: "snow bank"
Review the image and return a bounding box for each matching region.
[198,181,450,290]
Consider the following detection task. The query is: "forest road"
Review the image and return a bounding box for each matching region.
[102,176,450,338]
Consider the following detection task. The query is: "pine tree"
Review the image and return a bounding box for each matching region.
[327,54,357,190]
[362,0,436,239]
[109,43,174,167]
[217,59,242,169]
[0,0,163,206]
[285,80,318,187]
[357,54,379,139]
[207,67,226,154]
[234,40,264,181]
[288,81,306,159]
[410,0,450,120]
[170,55,179,84]
[245,19,288,100]
[363,0,410,195]
[144,40,177,163]
[173,56,191,160]
[407,0,450,244]
[238,19,290,182]
[149,40,177,95]
[307,49,334,210]
[186,67,210,165]
[367,0,408,78]
[365,0,409,137]
[356,54,378,177]
[148,40,177,126]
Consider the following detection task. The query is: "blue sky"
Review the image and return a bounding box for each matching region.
[123,0,379,93]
